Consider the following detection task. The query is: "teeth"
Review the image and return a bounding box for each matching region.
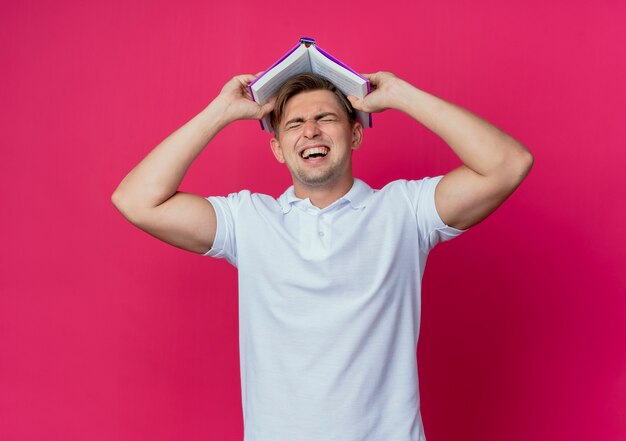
[301,146,329,159]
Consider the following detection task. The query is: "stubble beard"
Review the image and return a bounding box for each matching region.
[291,158,347,189]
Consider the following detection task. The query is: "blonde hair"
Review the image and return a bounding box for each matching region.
[270,73,356,134]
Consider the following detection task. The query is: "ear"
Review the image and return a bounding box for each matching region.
[350,122,363,151]
[270,136,285,163]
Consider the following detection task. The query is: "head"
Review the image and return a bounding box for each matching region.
[270,73,357,135]
[269,73,363,197]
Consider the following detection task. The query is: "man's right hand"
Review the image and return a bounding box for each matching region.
[213,74,276,125]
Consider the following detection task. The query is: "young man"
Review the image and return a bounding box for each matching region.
[112,71,533,441]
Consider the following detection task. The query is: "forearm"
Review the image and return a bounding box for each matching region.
[112,99,230,215]
[392,79,532,178]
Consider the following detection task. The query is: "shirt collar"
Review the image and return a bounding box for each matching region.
[278,178,373,214]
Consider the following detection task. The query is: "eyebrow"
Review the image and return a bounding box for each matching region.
[284,112,339,127]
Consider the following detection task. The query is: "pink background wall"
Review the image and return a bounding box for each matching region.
[2,0,625,440]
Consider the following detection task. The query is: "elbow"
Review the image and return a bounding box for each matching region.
[111,186,128,214]
[507,146,534,188]
[111,188,142,225]
[518,147,534,179]
[111,188,122,210]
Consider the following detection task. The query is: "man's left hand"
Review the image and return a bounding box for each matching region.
[347,71,405,113]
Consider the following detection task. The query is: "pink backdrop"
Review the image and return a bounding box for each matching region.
[2,1,625,440]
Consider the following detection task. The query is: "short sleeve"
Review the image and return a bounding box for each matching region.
[404,176,467,252]
[203,192,242,267]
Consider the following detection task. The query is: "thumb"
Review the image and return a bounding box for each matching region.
[347,95,365,112]
[259,96,276,118]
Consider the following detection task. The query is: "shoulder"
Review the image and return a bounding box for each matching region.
[375,176,443,200]
[206,189,283,215]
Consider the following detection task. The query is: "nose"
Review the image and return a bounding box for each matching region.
[302,119,321,138]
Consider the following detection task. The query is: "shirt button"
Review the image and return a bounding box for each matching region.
[318,231,325,237]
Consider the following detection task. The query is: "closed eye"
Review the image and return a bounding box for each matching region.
[283,113,340,130]
[317,112,339,123]
[286,122,302,130]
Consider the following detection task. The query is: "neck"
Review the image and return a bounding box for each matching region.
[293,175,354,209]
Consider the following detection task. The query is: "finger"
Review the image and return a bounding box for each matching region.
[363,72,385,86]
[260,97,276,115]
[347,95,364,111]
[235,74,258,86]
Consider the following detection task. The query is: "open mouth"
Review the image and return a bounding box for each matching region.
[300,146,329,159]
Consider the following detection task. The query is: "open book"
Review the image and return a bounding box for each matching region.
[249,37,371,133]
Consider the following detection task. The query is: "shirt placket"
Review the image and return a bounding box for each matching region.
[297,204,334,260]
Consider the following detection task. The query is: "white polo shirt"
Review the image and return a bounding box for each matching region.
[205,176,465,441]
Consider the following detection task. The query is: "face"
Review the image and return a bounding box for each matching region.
[270,90,363,194]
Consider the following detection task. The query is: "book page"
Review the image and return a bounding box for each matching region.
[251,47,311,104]
[309,48,367,98]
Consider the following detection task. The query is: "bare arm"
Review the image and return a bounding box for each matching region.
[111,74,274,254]
[348,72,534,230]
